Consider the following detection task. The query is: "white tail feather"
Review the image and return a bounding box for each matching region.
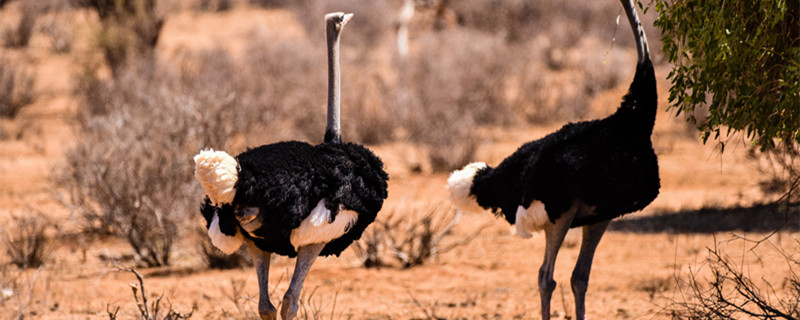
[194,149,238,206]
[447,162,487,213]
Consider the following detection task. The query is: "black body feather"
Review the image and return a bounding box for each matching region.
[200,141,388,257]
[471,59,660,227]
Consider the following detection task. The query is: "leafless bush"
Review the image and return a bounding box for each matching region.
[238,36,326,143]
[353,205,487,269]
[0,57,35,119]
[60,58,252,266]
[450,0,620,45]
[350,222,387,268]
[2,1,41,48]
[669,238,800,319]
[84,0,165,75]
[402,28,512,171]
[110,267,193,320]
[196,227,251,270]
[1,212,55,269]
[219,278,259,319]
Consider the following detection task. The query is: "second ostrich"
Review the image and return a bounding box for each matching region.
[194,13,388,320]
[447,0,659,319]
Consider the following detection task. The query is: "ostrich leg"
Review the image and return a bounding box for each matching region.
[247,241,276,320]
[571,220,610,320]
[281,243,325,320]
[538,203,578,320]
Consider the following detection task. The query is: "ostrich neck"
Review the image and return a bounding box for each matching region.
[621,0,650,64]
[325,29,342,144]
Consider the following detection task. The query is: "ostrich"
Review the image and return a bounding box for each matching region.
[447,0,659,319]
[193,12,388,320]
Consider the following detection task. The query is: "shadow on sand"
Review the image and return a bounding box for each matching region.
[609,203,800,233]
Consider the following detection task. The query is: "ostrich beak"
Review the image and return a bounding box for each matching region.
[342,13,354,25]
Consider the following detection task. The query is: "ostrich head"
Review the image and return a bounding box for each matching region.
[325,12,354,35]
[194,149,239,206]
[447,162,487,213]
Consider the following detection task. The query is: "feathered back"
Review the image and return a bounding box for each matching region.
[318,142,389,256]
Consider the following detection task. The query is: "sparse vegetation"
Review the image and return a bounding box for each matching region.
[85,0,165,75]
[353,205,487,269]
[4,0,798,318]
[1,212,55,269]
[111,267,194,320]
[0,57,35,119]
[60,60,248,267]
[2,1,40,48]
[669,237,800,319]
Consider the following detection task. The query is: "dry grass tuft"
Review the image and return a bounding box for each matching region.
[353,204,488,269]
[108,267,194,320]
[1,212,55,269]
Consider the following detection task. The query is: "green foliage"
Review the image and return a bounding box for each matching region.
[651,0,799,150]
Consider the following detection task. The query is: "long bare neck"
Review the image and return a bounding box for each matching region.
[325,24,343,144]
[621,0,650,64]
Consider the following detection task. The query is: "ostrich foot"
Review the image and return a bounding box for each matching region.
[280,293,299,320]
[259,305,277,320]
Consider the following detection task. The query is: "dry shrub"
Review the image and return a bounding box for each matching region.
[450,0,621,45]
[353,204,486,269]
[296,286,348,320]
[238,36,326,143]
[85,0,165,75]
[2,1,41,48]
[219,278,258,319]
[0,56,35,119]
[1,212,55,269]
[669,238,800,319]
[403,28,512,171]
[108,267,193,320]
[60,56,253,266]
